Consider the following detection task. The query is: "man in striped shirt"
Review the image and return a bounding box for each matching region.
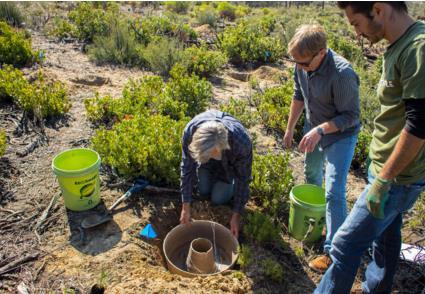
[283,24,361,272]
[179,110,253,238]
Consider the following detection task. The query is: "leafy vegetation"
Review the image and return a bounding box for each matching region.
[243,212,281,244]
[220,19,284,65]
[68,2,119,42]
[92,114,188,186]
[220,98,258,128]
[88,19,143,66]
[0,1,24,27]
[181,43,227,78]
[250,153,293,217]
[141,37,183,76]
[164,1,191,14]
[261,258,284,283]
[0,130,6,157]
[0,21,37,67]
[0,65,70,119]
[237,244,253,269]
[352,130,372,171]
[194,3,219,27]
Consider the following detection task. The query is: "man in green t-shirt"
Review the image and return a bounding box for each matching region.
[315,2,425,293]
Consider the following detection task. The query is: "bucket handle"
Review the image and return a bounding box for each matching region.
[302,218,316,242]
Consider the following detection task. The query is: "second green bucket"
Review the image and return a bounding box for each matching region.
[52,148,101,211]
[288,184,326,243]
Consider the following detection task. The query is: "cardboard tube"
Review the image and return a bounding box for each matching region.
[186,238,217,274]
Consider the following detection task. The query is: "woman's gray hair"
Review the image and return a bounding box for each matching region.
[189,121,230,164]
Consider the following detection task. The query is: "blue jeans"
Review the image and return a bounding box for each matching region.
[305,134,357,253]
[315,169,425,294]
[198,166,233,204]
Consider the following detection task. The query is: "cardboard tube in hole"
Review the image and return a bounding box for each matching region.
[163,220,239,277]
[186,238,217,274]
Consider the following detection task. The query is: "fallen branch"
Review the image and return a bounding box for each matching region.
[16,134,47,157]
[34,193,60,236]
[0,252,40,276]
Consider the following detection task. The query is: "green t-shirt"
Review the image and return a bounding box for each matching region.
[370,21,425,184]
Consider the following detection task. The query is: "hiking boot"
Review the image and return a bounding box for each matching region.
[308,254,332,273]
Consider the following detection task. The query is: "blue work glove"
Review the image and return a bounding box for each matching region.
[366,177,391,219]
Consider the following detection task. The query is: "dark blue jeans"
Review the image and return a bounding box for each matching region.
[315,169,425,294]
[197,166,233,204]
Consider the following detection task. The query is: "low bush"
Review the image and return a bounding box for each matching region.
[68,2,119,42]
[250,153,293,217]
[181,44,227,77]
[91,114,188,186]
[86,69,211,124]
[220,20,284,65]
[0,65,70,118]
[237,244,253,269]
[0,2,24,27]
[261,258,284,283]
[217,2,237,20]
[220,98,259,128]
[164,1,191,14]
[48,17,77,40]
[194,4,218,27]
[327,33,362,64]
[243,211,281,244]
[352,130,372,171]
[132,15,197,46]
[140,37,183,76]
[0,130,6,157]
[0,21,37,67]
[253,81,304,138]
[165,64,212,117]
[88,19,144,66]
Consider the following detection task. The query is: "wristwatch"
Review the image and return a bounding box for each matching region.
[316,127,325,136]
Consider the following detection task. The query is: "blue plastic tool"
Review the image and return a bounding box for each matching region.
[140,223,157,239]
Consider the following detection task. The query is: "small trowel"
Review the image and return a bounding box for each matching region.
[81,179,149,229]
[81,179,178,229]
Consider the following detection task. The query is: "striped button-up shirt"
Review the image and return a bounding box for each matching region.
[293,49,361,147]
[180,110,253,214]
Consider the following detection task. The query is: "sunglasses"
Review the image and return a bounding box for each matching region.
[287,49,323,67]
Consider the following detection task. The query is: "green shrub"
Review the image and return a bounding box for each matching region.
[194,4,219,27]
[0,130,6,157]
[48,17,77,40]
[165,64,212,117]
[243,211,281,244]
[85,71,209,124]
[0,21,36,67]
[352,130,372,171]
[253,81,304,137]
[217,2,237,20]
[0,65,70,118]
[68,2,118,42]
[181,44,227,77]
[0,2,24,27]
[261,258,284,283]
[92,114,188,186]
[327,33,362,64]
[237,244,253,269]
[88,19,144,66]
[250,153,293,216]
[164,1,191,14]
[220,98,258,128]
[220,20,284,65]
[141,37,183,76]
[132,16,197,46]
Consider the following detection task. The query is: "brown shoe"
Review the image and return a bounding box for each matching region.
[308,255,332,273]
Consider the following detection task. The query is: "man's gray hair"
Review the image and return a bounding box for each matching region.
[189,121,230,164]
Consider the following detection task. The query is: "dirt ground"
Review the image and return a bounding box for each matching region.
[0,30,424,294]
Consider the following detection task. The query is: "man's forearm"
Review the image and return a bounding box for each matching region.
[379,129,425,180]
[318,121,339,135]
[287,99,304,131]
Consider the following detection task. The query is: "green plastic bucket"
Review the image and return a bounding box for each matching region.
[288,184,326,243]
[52,148,101,211]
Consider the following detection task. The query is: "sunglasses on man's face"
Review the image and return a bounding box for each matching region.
[288,49,323,67]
